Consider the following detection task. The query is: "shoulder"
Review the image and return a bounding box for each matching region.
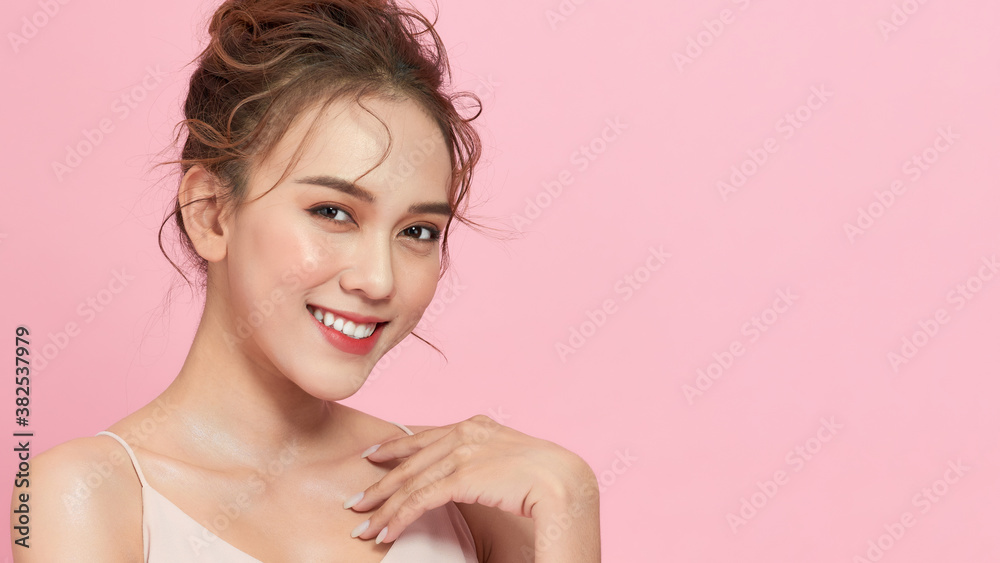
[22,435,140,514]
[332,403,434,441]
[10,435,142,562]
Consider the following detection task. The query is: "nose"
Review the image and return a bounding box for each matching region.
[339,235,395,301]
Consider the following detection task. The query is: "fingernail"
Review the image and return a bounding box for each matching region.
[351,519,370,538]
[375,526,389,544]
[361,444,381,458]
[343,491,364,509]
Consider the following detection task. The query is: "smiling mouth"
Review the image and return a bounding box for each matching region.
[306,304,386,339]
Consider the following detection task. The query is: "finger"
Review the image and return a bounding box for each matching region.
[348,432,466,512]
[362,424,453,463]
[378,476,460,544]
[354,459,463,543]
[367,415,502,462]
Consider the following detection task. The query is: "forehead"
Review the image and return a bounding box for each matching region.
[249,94,453,203]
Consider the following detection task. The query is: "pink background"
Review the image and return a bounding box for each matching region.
[3,0,999,561]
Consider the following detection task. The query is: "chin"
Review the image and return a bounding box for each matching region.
[287,363,374,402]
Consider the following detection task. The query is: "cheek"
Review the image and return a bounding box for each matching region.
[228,212,314,314]
[401,263,442,323]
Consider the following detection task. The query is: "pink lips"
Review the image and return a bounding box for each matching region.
[307,304,387,356]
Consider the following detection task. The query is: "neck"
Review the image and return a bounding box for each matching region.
[157,290,345,465]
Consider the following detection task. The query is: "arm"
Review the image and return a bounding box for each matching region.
[10,438,141,562]
[519,455,601,563]
[470,453,600,563]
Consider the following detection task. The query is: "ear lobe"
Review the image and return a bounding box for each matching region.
[178,165,229,263]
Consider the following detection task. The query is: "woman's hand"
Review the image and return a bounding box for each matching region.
[342,414,600,561]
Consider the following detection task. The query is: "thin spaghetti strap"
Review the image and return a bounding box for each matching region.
[388,420,415,436]
[95,430,150,488]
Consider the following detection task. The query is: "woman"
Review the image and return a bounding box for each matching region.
[11,1,600,561]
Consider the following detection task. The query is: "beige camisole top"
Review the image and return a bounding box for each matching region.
[95,422,478,562]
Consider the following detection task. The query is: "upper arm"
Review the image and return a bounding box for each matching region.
[456,502,534,563]
[11,437,141,562]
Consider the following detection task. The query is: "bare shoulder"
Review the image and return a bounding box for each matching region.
[10,435,142,562]
[333,403,435,441]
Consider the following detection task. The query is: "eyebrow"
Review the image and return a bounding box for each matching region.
[295,175,452,216]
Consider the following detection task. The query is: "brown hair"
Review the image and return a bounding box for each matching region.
[157,0,492,354]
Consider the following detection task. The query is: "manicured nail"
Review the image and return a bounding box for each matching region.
[361,444,381,458]
[375,526,389,544]
[351,519,370,538]
[343,491,364,509]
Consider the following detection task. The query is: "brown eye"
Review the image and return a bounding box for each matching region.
[402,225,441,242]
[312,206,354,223]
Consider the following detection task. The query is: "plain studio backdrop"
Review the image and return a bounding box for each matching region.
[2,0,999,561]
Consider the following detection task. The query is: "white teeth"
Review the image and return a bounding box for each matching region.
[345,321,372,339]
[308,305,379,339]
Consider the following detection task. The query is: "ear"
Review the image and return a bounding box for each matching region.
[178,165,230,263]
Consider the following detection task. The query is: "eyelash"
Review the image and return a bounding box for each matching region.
[310,205,442,242]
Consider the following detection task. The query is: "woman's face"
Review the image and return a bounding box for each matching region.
[213,95,453,400]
